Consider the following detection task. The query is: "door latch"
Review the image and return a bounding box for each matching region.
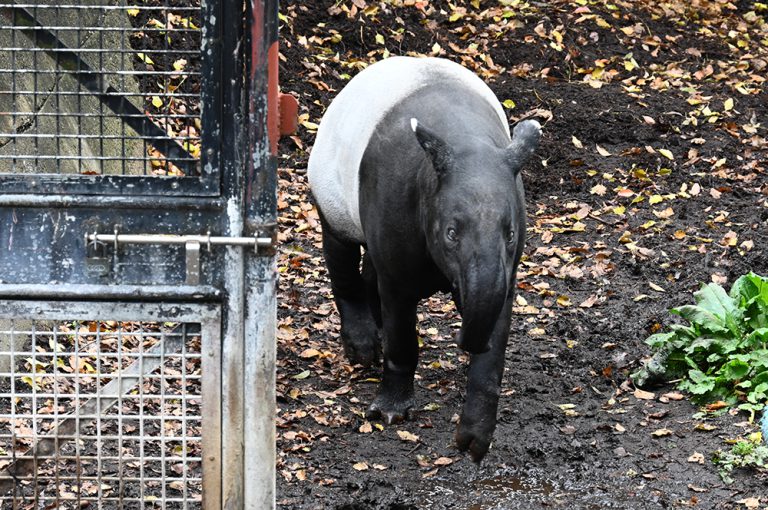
[84,225,276,285]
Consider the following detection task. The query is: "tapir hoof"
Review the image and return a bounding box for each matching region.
[366,395,413,425]
[365,400,412,425]
[455,420,493,463]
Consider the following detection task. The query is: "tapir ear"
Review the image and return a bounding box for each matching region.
[506,119,541,174]
[411,118,453,175]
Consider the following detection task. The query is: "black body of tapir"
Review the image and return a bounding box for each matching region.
[308,56,541,461]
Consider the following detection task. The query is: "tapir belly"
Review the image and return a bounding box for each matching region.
[307,56,508,243]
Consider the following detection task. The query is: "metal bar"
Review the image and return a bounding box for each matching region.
[0,301,220,322]
[201,312,222,510]
[0,194,223,209]
[0,329,184,495]
[87,232,273,249]
[0,284,220,300]
[0,5,197,174]
[244,0,278,508]
[186,240,201,285]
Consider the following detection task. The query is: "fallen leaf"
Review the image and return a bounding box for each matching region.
[658,148,674,160]
[651,428,673,437]
[359,421,373,433]
[434,457,453,466]
[572,136,584,149]
[634,389,655,400]
[736,497,760,509]
[352,462,369,471]
[299,348,322,358]
[688,452,705,464]
[396,430,419,442]
[596,144,612,157]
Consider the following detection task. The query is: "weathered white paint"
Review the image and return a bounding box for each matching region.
[308,56,509,242]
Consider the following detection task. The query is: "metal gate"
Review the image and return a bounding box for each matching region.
[0,0,284,508]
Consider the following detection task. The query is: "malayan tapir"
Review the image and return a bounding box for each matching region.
[307,56,541,461]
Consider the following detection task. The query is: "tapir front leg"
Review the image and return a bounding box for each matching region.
[455,295,513,462]
[319,216,380,366]
[366,282,419,424]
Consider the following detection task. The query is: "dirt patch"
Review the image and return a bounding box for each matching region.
[275,1,768,508]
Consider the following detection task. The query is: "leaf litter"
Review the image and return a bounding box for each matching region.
[275,1,768,508]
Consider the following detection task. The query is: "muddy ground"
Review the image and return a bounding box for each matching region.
[274,1,768,508]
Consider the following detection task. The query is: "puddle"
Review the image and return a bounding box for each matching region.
[466,475,556,509]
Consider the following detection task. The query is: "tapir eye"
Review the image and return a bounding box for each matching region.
[445,227,458,243]
[507,228,516,244]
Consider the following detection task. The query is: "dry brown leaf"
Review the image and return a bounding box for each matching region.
[634,389,655,400]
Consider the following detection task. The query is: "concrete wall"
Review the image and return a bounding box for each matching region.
[0,320,26,378]
[0,0,144,175]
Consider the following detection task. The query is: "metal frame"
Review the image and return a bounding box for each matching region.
[0,1,220,196]
[0,0,279,507]
[0,300,222,509]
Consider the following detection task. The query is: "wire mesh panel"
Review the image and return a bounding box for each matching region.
[0,302,221,509]
[0,0,202,176]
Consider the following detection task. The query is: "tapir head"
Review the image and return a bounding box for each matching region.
[412,118,541,354]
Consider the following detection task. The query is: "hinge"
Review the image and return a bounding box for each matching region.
[85,225,277,285]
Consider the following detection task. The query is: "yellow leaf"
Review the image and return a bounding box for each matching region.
[658,148,674,160]
[556,295,572,307]
[651,428,673,437]
[375,33,385,45]
[648,194,663,205]
[724,97,734,111]
[641,220,656,230]
[431,42,442,55]
[136,52,154,65]
[674,230,686,239]
[151,96,163,108]
[502,99,516,109]
[173,59,187,72]
[126,8,140,16]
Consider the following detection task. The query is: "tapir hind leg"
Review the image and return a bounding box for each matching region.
[320,217,380,366]
[455,296,513,462]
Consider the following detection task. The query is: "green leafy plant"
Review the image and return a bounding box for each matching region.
[632,272,768,416]
[713,434,768,483]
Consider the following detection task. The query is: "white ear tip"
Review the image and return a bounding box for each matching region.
[410,118,418,132]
